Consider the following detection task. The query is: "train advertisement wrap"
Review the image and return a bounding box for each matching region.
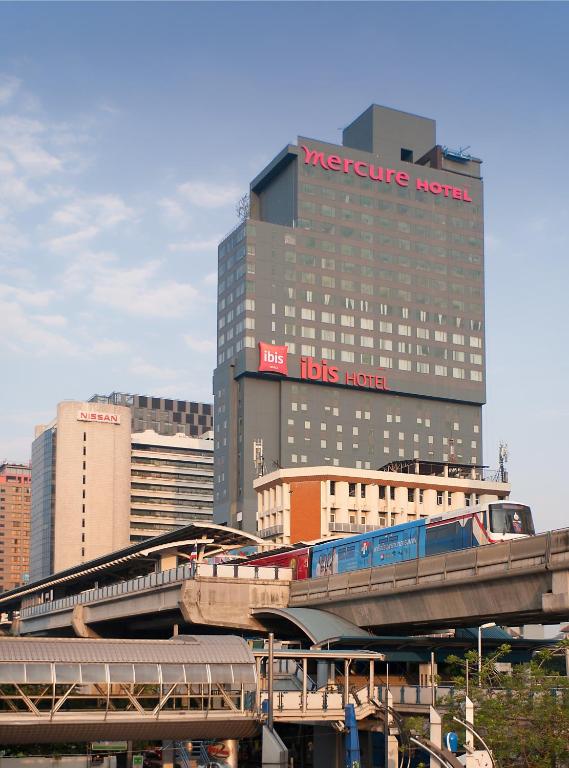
[312,520,424,576]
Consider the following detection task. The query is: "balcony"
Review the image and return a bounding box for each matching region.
[329,522,383,534]
[258,525,284,539]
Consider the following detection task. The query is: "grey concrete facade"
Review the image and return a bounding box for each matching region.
[214,105,486,531]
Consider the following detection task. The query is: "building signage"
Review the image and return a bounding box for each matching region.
[77,411,121,424]
[258,342,288,375]
[301,145,472,203]
[300,356,388,391]
[258,343,388,391]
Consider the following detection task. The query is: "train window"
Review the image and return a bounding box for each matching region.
[489,504,534,535]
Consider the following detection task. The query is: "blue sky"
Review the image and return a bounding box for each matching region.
[1,2,568,532]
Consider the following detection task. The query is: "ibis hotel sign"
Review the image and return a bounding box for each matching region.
[77,411,121,425]
[301,145,473,203]
[258,343,388,392]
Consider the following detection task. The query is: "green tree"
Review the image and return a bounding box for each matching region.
[443,640,569,768]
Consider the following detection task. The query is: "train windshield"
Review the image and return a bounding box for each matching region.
[489,503,535,535]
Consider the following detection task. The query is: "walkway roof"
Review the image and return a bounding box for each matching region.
[0,522,264,608]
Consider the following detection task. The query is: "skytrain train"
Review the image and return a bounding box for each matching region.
[239,501,535,580]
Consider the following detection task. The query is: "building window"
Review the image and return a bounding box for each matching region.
[349,483,356,497]
[361,484,366,498]
[408,488,414,503]
[329,481,336,496]
[437,491,443,505]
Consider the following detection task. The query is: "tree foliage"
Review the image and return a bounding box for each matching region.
[443,640,569,768]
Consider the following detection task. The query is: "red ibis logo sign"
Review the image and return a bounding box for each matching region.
[258,342,288,375]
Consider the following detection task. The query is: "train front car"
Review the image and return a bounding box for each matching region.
[485,501,535,541]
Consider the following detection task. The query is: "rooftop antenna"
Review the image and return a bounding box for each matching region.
[498,442,509,483]
[448,437,456,463]
[253,438,265,478]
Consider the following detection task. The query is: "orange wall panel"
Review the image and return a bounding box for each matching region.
[290,480,322,543]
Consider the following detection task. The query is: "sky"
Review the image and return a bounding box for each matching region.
[0,2,568,533]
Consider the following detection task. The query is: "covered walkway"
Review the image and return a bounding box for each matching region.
[0,635,258,743]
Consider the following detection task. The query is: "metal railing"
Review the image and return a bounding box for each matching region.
[258,524,284,539]
[329,522,383,534]
[20,563,292,619]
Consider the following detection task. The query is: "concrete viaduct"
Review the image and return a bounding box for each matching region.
[3,527,568,640]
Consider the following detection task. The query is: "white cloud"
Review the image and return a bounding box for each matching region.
[35,314,68,328]
[52,194,134,229]
[47,225,101,253]
[0,116,62,176]
[0,299,78,357]
[47,194,136,252]
[168,237,221,254]
[0,176,42,209]
[62,254,202,319]
[0,75,21,106]
[92,339,129,356]
[183,335,215,353]
[0,221,29,253]
[177,180,241,209]
[203,271,217,286]
[0,284,54,307]
[159,197,188,228]
[129,356,178,379]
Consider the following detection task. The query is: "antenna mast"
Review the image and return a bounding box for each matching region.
[498,442,509,482]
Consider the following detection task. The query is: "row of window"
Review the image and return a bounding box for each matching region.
[329,480,482,506]
[289,449,477,465]
[299,200,483,247]
[283,250,481,281]
[297,232,482,267]
[300,184,482,232]
[281,266,482,300]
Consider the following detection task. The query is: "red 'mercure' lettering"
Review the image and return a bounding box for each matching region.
[354,161,368,177]
[416,178,429,192]
[369,165,383,181]
[327,155,341,171]
[343,158,353,173]
[301,145,329,169]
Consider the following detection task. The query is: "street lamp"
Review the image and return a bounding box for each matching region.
[478,622,496,686]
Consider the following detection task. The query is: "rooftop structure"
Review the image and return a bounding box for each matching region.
[89,391,213,438]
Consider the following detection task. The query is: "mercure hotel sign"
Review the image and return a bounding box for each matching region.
[301,145,473,203]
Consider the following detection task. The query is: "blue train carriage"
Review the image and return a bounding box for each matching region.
[310,519,426,577]
[309,501,535,578]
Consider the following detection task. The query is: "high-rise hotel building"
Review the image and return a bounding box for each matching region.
[214,105,485,532]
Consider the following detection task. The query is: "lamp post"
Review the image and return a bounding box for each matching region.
[478,622,496,686]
